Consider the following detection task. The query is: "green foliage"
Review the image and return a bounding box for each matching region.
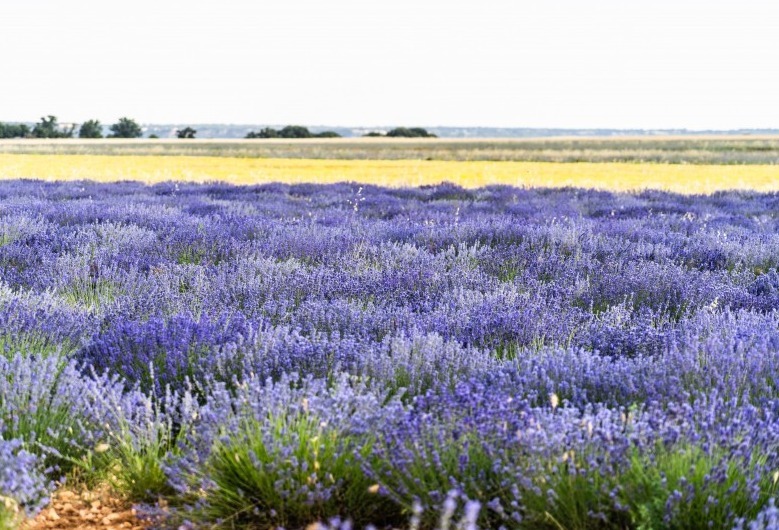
[176,245,206,266]
[176,127,197,139]
[245,126,341,139]
[360,127,437,138]
[186,413,401,529]
[148,134,159,139]
[108,117,143,138]
[59,277,117,311]
[278,125,312,138]
[31,116,74,138]
[78,119,103,139]
[103,398,183,503]
[621,444,777,530]
[520,450,631,530]
[315,131,341,138]
[0,122,29,139]
[493,340,519,361]
[386,127,437,138]
[516,440,779,530]
[108,436,175,503]
[0,228,17,248]
[0,369,96,475]
[373,427,509,529]
[0,332,75,360]
[245,127,278,139]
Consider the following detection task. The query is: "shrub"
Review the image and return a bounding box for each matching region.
[101,387,198,503]
[245,127,278,139]
[164,374,406,528]
[0,355,125,474]
[77,313,253,395]
[0,438,52,528]
[386,127,437,138]
[176,127,196,139]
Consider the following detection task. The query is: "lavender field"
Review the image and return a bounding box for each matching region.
[3,179,779,529]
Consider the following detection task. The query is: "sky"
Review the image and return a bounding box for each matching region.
[2,0,779,130]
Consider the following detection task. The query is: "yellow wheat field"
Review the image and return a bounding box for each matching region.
[1,154,778,194]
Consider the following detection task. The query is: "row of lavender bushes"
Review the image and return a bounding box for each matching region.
[3,180,779,528]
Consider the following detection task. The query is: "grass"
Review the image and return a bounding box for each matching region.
[59,278,118,311]
[2,136,779,164]
[2,154,779,194]
[0,332,75,359]
[182,412,402,529]
[622,444,778,529]
[101,400,181,503]
[373,429,511,529]
[0,498,21,530]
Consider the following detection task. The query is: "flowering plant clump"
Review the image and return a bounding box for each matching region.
[3,179,779,527]
[0,438,52,529]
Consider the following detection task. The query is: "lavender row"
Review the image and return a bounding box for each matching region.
[3,180,779,528]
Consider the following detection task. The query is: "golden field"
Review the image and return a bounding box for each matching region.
[1,153,779,194]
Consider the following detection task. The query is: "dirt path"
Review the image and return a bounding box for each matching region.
[23,487,150,530]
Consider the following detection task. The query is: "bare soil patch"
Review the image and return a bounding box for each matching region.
[23,486,150,530]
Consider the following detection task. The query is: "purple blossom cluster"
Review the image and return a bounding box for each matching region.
[0,437,52,525]
[3,179,779,527]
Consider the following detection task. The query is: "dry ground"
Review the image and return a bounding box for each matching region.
[2,136,779,164]
[22,487,151,530]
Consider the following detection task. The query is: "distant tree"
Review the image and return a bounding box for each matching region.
[148,134,159,139]
[108,117,143,138]
[0,122,30,139]
[386,127,436,138]
[278,125,312,139]
[176,127,197,139]
[409,127,436,138]
[245,126,337,139]
[78,119,103,139]
[314,131,341,138]
[385,127,411,138]
[32,116,56,138]
[245,127,278,139]
[363,131,384,137]
[31,115,74,138]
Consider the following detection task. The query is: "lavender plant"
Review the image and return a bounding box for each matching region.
[0,354,126,475]
[164,374,406,528]
[0,438,52,528]
[2,179,779,527]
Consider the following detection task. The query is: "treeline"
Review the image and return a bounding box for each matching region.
[0,122,31,138]
[245,125,341,139]
[2,117,438,140]
[0,116,196,139]
[244,125,437,139]
[364,127,437,138]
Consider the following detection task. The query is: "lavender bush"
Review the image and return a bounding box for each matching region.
[3,179,779,528]
[0,438,52,529]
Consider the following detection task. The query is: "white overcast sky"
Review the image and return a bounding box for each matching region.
[1,0,778,129]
